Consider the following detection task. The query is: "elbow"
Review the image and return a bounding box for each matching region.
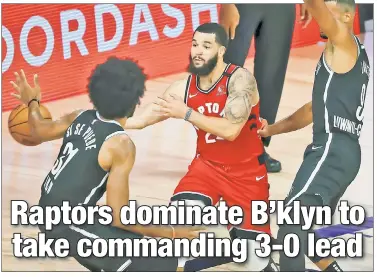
[111,214,124,229]
[223,128,241,141]
[112,219,123,229]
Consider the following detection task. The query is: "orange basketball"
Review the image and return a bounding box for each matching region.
[8,103,52,146]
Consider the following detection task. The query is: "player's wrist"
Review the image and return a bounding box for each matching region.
[184,108,193,121]
[28,99,40,108]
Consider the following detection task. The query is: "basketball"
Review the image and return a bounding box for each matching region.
[8,104,52,146]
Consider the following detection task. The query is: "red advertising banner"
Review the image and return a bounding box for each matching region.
[2,4,360,112]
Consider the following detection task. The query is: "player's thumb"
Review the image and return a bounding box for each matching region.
[257,128,268,137]
[230,24,237,40]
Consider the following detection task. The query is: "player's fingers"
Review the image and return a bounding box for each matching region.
[152,105,170,114]
[303,15,312,28]
[14,72,21,85]
[169,93,177,99]
[33,74,39,88]
[10,81,20,92]
[10,93,21,100]
[153,99,167,107]
[260,118,268,128]
[257,130,268,137]
[300,5,306,19]
[230,24,237,40]
[169,93,183,101]
[20,69,27,83]
[157,96,168,102]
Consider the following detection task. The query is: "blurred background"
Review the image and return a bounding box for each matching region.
[1,4,373,111]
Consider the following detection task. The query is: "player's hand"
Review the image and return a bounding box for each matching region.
[300,4,312,29]
[10,70,41,105]
[153,93,189,119]
[173,226,206,240]
[219,4,240,40]
[257,118,272,137]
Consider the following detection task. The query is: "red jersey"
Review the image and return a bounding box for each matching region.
[184,64,265,165]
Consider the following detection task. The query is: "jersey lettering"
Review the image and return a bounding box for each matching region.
[67,123,97,150]
[197,102,221,115]
[205,132,225,144]
[356,83,366,121]
[43,142,79,194]
[196,103,225,144]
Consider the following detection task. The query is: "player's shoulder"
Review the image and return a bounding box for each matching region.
[228,66,256,89]
[231,66,253,79]
[98,132,135,171]
[104,132,135,159]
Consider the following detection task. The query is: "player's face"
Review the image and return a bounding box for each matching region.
[189,32,221,76]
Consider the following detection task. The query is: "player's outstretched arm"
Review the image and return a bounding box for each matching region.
[124,80,186,129]
[10,70,82,142]
[28,102,82,142]
[303,0,355,47]
[258,101,313,137]
[185,68,257,141]
[101,134,203,239]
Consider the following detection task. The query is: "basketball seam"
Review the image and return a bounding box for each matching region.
[8,118,52,129]
[8,106,27,124]
[10,132,33,138]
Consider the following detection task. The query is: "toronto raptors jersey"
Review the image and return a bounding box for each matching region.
[184,64,264,164]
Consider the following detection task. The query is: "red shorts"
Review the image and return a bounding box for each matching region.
[171,155,270,236]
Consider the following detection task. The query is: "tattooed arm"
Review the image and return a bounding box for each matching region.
[186,68,258,141]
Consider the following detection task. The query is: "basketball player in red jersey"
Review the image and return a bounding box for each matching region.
[125,23,274,271]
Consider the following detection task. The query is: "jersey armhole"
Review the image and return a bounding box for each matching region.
[225,65,240,96]
[74,110,86,121]
[105,130,129,141]
[184,75,192,104]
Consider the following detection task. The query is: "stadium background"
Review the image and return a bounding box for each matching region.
[2,3,361,111]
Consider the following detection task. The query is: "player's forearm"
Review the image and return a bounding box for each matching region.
[124,116,148,129]
[187,110,241,141]
[124,103,167,129]
[269,102,313,135]
[28,101,51,140]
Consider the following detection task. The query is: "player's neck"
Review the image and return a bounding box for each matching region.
[325,41,335,54]
[325,25,354,53]
[116,118,127,127]
[96,111,126,127]
[199,61,227,86]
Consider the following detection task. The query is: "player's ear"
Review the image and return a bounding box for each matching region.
[219,46,226,57]
[341,11,352,24]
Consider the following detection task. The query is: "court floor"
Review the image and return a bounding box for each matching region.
[1,32,374,271]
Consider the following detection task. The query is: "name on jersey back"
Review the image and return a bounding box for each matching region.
[66,122,96,150]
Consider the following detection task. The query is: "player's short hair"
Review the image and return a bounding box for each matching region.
[194,23,229,48]
[325,0,356,12]
[88,56,146,119]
